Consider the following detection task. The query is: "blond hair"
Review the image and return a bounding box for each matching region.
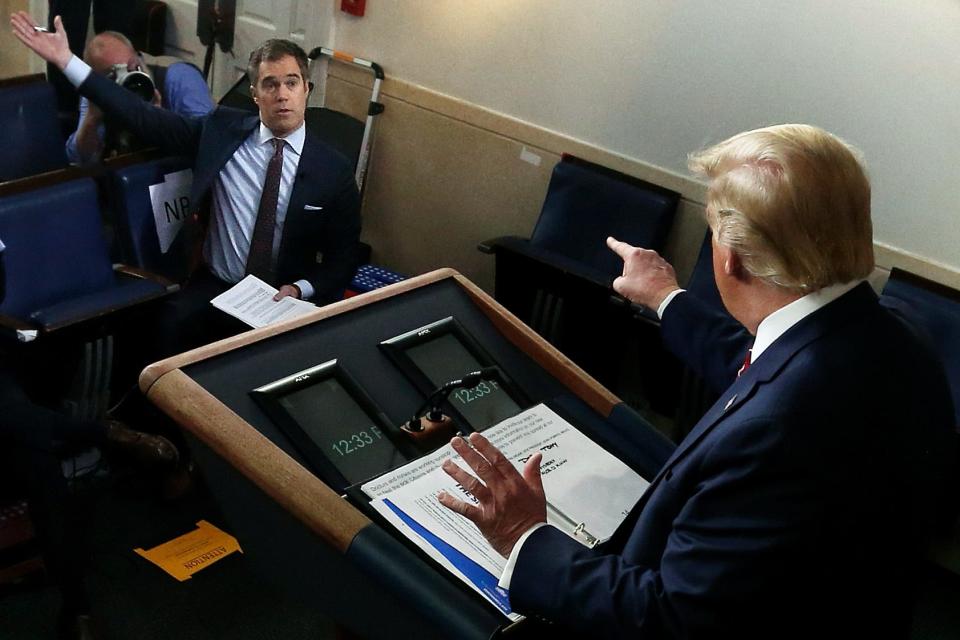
[688,124,873,292]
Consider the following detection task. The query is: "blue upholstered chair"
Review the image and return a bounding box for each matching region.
[879,269,960,629]
[880,268,960,426]
[0,177,175,338]
[481,155,679,293]
[685,231,726,314]
[0,75,69,183]
[106,156,198,282]
[479,154,679,387]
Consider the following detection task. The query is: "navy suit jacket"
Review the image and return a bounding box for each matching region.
[511,283,955,638]
[78,71,361,304]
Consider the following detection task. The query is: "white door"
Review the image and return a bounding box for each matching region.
[164,0,334,101]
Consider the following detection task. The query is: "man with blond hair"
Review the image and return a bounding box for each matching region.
[436,125,955,637]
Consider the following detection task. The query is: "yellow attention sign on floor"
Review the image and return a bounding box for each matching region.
[134,520,242,581]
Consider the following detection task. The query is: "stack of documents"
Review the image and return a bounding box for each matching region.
[361,404,650,619]
[210,275,316,329]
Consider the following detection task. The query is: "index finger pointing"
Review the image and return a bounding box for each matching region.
[606,236,635,259]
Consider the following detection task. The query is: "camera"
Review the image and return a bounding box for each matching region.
[103,61,156,157]
[108,63,155,102]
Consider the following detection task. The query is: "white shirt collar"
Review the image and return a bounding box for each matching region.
[256,121,306,156]
[751,280,864,362]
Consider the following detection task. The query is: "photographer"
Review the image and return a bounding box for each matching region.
[67,30,213,164]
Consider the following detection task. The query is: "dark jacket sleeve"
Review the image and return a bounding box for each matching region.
[510,414,837,639]
[78,70,204,157]
[660,292,752,392]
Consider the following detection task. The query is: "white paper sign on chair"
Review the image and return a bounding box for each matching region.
[148,169,193,254]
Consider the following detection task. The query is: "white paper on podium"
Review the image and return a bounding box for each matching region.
[363,404,650,619]
[209,275,316,328]
[148,169,193,254]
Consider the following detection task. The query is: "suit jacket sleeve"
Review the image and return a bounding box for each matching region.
[661,292,753,392]
[77,71,204,157]
[510,412,829,639]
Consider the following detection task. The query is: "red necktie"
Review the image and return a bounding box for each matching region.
[245,138,285,284]
[737,348,753,377]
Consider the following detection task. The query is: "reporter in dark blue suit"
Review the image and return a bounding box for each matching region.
[13,12,360,354]
[436,125,955,638]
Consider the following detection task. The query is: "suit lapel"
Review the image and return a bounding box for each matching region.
[631,283,878,511]
[190,114,261,208]
[286,135,325,224]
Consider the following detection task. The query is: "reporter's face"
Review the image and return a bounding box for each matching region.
[251,55,308,137]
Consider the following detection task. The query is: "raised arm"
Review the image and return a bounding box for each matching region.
[11,11,203,157]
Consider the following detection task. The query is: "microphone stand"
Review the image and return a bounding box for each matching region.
[401,367,499,438]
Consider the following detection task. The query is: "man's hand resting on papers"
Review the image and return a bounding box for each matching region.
[607,236,680,310]
[273,284,301,301]
[438,432,547,557]
[10,12,73,70]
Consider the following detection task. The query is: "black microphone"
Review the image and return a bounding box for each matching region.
[404,367,500,432]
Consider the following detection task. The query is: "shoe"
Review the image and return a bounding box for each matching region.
[104,419,179,466]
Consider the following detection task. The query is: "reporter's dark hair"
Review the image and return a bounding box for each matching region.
[247,39,309,87]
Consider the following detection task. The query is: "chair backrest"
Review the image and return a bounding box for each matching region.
[0,78,69,182]
[880,268,960,426]
[304,108,364,170]
[0,178,114,318]
[530,155,679,279]
[131,0,168,56]
[685,230,727,314]
[218,74,364,169]
[107,156,196,281]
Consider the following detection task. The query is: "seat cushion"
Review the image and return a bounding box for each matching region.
[28,276,167,330]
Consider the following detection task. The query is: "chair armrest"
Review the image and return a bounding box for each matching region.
[0,313,39,343]
[113,264,180,292]
[487,237,614,290]
[0,312,36,332]
[608,294,661,327]
[477,235,526,254]
[29,277,172,332]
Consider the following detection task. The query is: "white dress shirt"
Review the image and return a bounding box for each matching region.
[205,122,309,297]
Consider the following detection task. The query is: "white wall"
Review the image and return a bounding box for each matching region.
[331,0,960,273]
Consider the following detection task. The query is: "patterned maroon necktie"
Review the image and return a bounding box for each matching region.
[245,137,285,284]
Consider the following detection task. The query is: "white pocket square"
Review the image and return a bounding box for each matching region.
[304,204,323,211]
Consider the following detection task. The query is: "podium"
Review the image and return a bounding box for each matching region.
[140,269,673,639]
